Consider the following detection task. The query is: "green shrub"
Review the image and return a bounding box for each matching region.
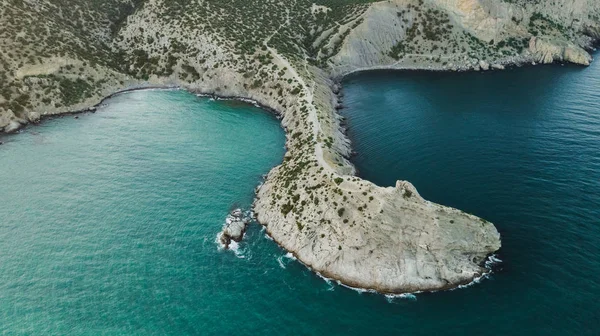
[281,203,293,216]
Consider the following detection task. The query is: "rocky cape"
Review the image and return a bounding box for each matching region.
[2,0,599,294]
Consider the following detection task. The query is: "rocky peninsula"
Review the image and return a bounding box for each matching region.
[2,0,599,293]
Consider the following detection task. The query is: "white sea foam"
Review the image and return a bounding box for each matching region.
[228,241,246,259]
[314,271,378,295]
[207,95,262,108]
[277,255,286,269]
[215,232,225,251]
[456,273,488,290]
[305,253,503,300]
[338,282,376,295]
[275,252,298,269]
[317,270,420,300]
[454,254,502,290]
[385,293,418,303]
[237,97,261,107]
[488,254,503,264]
[215,209,251,259]
[215,232,246,259]
[314,272,335,291]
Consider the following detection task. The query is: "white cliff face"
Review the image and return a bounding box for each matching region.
[329,0,599,77]
[328,1,409,75]
[433,0,515,40]
[256,173,500,293]
[529,36,592,64]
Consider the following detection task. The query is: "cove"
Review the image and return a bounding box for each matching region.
[0,90,291,334]
[340,61,600,333]
[0,71,597,334]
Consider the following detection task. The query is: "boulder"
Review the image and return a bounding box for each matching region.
[479,60,490,71]
[4,120,22,133]
[28,111,41,123]
[219,209,251,248]
[332,84,340,94]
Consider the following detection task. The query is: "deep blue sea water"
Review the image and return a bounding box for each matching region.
[341,61,600,334]
[0,59,599,335]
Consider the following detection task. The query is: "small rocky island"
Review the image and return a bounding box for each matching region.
[218,209,251,249]
[2,0,599,293]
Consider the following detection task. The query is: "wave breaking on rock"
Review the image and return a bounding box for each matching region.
[217,209,253,250]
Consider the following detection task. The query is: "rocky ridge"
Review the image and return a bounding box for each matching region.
[1,0,599,294]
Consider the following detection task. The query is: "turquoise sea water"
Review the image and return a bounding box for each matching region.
[0,59,599,335]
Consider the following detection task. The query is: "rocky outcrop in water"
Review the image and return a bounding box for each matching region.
[256,177,501,293]
[219,209,251,249]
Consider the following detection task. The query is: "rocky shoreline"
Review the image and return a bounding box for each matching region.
[256,210,502,295]
[7,57,593,293]
[1,52,593,139]
[4,0,600,295]
[0,86,286,139]
[1,69,502,295]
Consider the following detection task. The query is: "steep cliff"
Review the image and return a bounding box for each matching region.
[328,0,600,76]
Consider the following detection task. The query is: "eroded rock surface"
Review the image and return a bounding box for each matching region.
[219,209,251,249]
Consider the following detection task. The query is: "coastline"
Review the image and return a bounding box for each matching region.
[0,63,504,294]
[332,52,597,82]
[257,217,502,295]
[4,53,591,140]
[6,50,568,292]
[0,85,286,140]
[5,46,597,292]
[0,85,178,139]
[16,37,600,293]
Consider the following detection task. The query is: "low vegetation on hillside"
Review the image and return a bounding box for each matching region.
[1,0,599,122]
